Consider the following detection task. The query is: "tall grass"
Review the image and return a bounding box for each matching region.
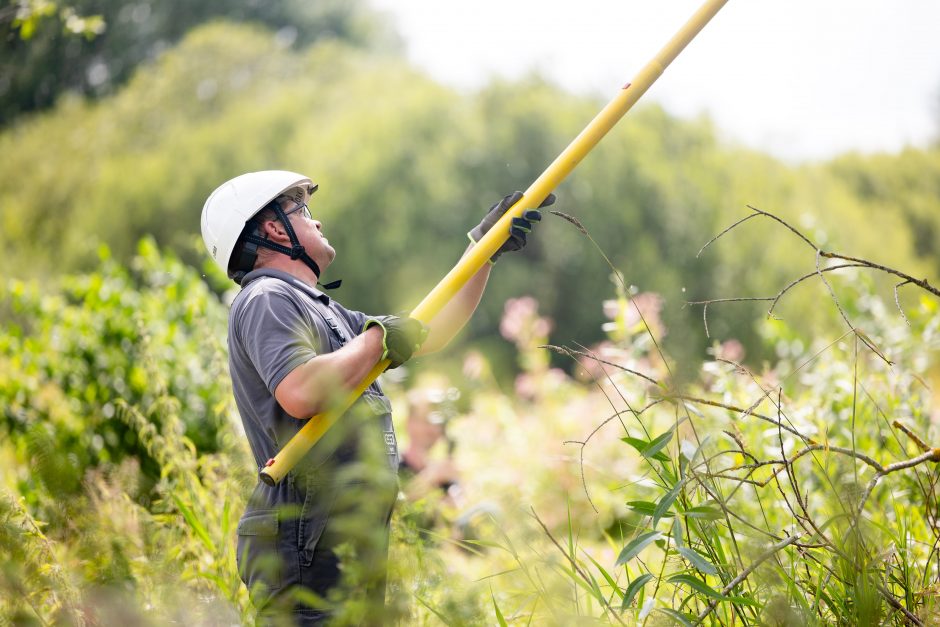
[1,220,938,625]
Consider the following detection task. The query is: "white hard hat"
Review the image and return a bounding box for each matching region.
[201,170,317,276]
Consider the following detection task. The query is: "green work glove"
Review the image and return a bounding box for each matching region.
[468,191,555,262]
[363,315,429,369]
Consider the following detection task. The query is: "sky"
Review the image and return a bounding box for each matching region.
[368,0,940,163]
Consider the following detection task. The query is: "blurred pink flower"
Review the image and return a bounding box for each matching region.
[500,296,554,348]
[462,350,488,381]
[625,293,664,333]
[714,339,745,363]
[603,292,666,341]
[514,368,568,400]
[574,341,615,381]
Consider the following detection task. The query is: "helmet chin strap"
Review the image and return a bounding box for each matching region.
[243,200,342,290]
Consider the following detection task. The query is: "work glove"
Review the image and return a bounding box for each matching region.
[363,315,429,369]
[468,191,556,263]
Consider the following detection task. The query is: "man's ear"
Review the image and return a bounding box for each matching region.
[259,218,289,243]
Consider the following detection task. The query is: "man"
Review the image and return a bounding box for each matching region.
[201,170,553,624]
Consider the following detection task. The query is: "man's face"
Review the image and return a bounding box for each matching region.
[281,198,336,270]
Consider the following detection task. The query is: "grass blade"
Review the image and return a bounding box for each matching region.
[417,595,453,624]
[584,552,624,602]
[172,494,214,552]
[492,591,509,627]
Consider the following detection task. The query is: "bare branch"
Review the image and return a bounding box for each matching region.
[820,251,940,299]
[696,212,761,258]
[746,205,819,251]
[540,344,660,386]
[895,280,913,327]
[892,420,931,453]
[815,248,855,331]
[674,395,809,441]
[766,264,868,318]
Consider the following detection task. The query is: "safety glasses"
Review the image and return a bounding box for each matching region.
[283,203,312,220]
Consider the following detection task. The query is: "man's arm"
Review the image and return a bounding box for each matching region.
[417,190,554,355]
[417,244,491,355]
[275,325,385,418]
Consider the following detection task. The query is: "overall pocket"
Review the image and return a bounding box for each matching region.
[298,480,336,568]
[236,508,283,593]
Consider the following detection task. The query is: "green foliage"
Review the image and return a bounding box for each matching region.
[8,0,104,41]
[0,491,82,623]
[0,238,938,624]
[0,240,254,623]
[828,149,940,273]
[0,0,398,123]
[2,12,940,624]
[6,21,938,373]
[1,238,231,488]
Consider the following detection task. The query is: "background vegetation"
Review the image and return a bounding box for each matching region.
[1,1,939,624]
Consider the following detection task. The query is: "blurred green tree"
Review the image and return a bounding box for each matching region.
[0,0,399,124]
[1,21,938,373]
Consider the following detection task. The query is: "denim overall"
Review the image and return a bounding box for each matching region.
[232,270,399,624]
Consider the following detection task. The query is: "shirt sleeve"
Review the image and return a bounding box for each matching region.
[339,307,371,335]
[235,289,324,394]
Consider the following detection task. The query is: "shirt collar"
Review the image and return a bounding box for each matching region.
[240,268,330,305]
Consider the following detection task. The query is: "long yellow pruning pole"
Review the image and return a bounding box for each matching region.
[260,0,730,486]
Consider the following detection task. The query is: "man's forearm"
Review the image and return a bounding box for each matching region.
[417,244,491,354]
[274,325,385,418]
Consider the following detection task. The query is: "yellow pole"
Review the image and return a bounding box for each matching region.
[261,0,730,486]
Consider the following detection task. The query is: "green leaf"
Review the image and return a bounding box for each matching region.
[585,553,624,602]
[671,518,685,549]
[622,436,670,462]
[668,574,726,599]
[679,435,710,477]
[172,494,214,552]
[654,481,683,526]
[677,545,719,575]
[682,402,705,418]
[416,596,452,625]
[643,429,675,459]
[656,608,695,626]
[681,505,724,520]
[492,592,508,627]
[622,573,654,610]
[616,531,662,566]
[627,500,673,518]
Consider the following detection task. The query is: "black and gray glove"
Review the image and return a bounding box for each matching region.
[363,315,429,369]
[468,191,556,262]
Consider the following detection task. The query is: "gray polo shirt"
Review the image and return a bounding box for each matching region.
[228,269,397,497]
